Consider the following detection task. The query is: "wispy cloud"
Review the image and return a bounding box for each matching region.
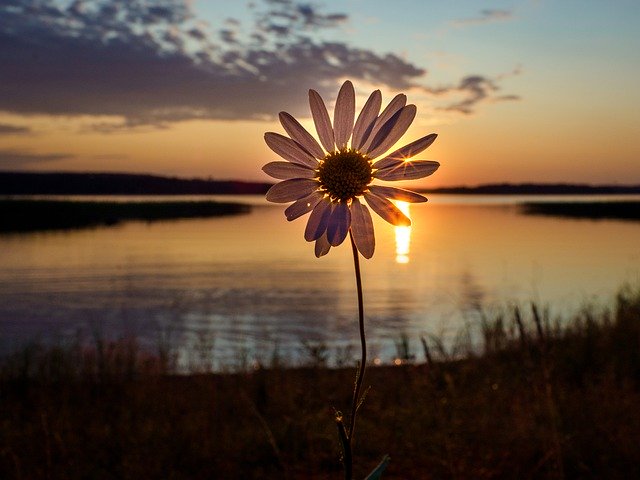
[0,123,31,135]
[0,150,74,169]
[0,0,518,128]
[451,9,514,27]
[431,68,522,115]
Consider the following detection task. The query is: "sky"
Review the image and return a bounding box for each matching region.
[0,0,639,188]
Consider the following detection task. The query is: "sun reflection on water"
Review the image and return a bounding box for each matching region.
[394,201,411,264]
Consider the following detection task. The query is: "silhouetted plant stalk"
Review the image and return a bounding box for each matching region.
[333,238,391,479]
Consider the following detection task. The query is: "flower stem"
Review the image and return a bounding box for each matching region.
[348,231,367,438]
[340,230,367,479]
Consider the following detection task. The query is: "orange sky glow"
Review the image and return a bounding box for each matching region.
[1,0,638,187]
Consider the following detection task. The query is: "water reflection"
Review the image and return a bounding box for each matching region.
[458,270,486,316]
[394,201,411,264]
[1,196,640,368]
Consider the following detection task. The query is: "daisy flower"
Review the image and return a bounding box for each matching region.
[263,80,440,259]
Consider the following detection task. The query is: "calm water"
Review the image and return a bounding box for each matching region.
[1,195,639,369]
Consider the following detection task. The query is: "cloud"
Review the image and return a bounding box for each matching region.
[451,9,514,27]
[90,153,129,161]
[0,150,74,169]
[0,0,517,127]
[431,74,521,115]
[0,123,31,135]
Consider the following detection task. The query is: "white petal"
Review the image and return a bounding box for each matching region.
[374,134,438,168]
[333,80,355,150]
[264,132,317,168]
[364,105,417,159]
[326,201,351,246]
[279,112,325,159]
[284,191,324,221]
[374,160,440,181]
[309,89,335,152]
[364,191,411,226]
[262,161,315,180]
[265,178,318,203]
[360,94,406,153]
[314,232,331,258]
[368,185,428,203]
[350,198,375,259]
[304,199,332,241]
[352,90,382,150]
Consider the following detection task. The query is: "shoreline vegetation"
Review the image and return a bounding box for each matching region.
[0,171,273,196]
[521,200,640,221]
[1,197,639,234]
[2,171,640,232]
[2,171,640,196]
[1,287,639,478]
[0,199,251,233]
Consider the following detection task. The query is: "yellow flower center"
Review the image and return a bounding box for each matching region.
[316,149,373,202]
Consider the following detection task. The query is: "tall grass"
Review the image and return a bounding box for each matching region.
[1,287,639,479]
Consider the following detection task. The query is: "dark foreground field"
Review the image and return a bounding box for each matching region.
[1,288,639,479]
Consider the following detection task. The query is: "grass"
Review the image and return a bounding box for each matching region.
[521,200,640,221]
[1,287,639,479]
[0,199,251,233]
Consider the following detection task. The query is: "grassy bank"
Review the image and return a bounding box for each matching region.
[1,288,639,479]
[0,199,251,233]
[521,200,640,221]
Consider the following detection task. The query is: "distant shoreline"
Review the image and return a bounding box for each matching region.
[2,197,638,235]
[0,171,272,196]
[2,171,640,196]
[520,200,640,221]
[0,199,250,233]
[421,183,640,195]
[2,172,640,231]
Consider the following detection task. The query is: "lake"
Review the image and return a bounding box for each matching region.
[1,195,639,370]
